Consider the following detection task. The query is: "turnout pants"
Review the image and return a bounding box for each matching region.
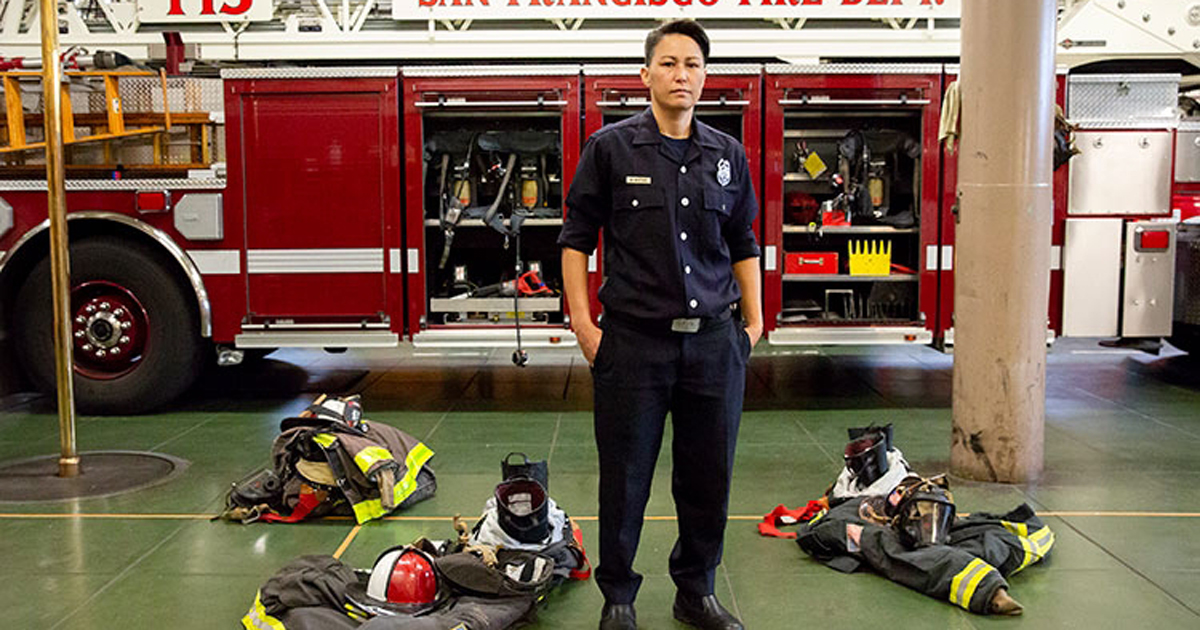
[590,314,751,604]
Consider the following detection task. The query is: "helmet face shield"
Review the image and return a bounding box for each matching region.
[843,432,889,487]
[494,477,550,543]
[896,494,955,548]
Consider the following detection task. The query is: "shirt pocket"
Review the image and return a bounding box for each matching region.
[700,184,735,250]
[610,186,666,252]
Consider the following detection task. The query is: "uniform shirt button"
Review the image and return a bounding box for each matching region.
[681,196,690,207]
[680,165,687,174]
[680,231,688,241]
[631,199,639,208]
[689,299,698,309]
[684,265,692,274]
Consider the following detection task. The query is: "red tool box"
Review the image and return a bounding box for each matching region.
[785,252,839,275]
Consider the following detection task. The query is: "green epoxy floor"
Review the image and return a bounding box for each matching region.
[2,339,1199,629]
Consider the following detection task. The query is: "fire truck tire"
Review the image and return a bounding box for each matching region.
[13,237,205,415]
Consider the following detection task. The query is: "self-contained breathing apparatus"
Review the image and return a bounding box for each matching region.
[424,129,562,366]
[827,129,921,229]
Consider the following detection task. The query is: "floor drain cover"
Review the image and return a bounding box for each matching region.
[0,451,189,502]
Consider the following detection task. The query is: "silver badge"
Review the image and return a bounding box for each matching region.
[716,158,731,187]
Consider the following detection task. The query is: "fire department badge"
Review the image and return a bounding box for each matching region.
[716,158,731,187]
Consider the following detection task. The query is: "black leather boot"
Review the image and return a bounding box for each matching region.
[599,602,637,630]
[672,593,744,630]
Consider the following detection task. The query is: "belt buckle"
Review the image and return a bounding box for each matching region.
[670,317,701,334]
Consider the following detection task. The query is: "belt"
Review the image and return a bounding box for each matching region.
[604,308,733,335]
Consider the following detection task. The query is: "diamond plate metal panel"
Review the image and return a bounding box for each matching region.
[120,77,224,114]
[1068,74,1179,128]
[583,63,759,76]
[220,67,398,79]
[0,179,227,191]
[402,65,581,78]
[765,63,942,75]
[582,64,640,76]
[708,64,763,76]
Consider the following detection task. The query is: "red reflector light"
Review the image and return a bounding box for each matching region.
[136,191,170,213]
[1138,230,1169,251]
[549,336,562,344]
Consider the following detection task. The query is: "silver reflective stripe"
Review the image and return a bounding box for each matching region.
[246,249,384,274]
[951,560,988,609]
[187,250,240,275]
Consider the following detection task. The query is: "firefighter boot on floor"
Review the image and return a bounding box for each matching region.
[599,602,637,630]
[989,588,1024,616]
[673,593,745,630]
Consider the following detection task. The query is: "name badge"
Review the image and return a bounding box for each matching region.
[625,175,652,185]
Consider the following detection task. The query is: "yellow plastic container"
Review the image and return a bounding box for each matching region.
[848,239,891,276]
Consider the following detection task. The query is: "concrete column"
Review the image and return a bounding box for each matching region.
[951,0,1056,483]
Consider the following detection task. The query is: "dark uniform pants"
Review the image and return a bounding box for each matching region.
[590,313,751,604]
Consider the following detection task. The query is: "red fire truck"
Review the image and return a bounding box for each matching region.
[1,0,1196,413]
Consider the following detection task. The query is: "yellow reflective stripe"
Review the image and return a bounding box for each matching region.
[1030,525,1056,557]
[242,592,286,630]
[352,498,386,524]
[808,509,827,525]
[312,433,337,448]
[1000,520,1029,537]
[346,443,432,524]
[960,560,994,610]
[949,558,989,609]
[391,442,435,505]
[1000,522,1055,571]
[1011,535,1036,574]
[354,446,394,474]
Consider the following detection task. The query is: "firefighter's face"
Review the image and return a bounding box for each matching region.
[641,34,706,113]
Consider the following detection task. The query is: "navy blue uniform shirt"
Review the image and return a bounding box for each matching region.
[559,107,760,322]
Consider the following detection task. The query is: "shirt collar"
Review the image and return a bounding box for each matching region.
[631,106,722,149]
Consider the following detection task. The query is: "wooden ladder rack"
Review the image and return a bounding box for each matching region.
[1,69,172,154]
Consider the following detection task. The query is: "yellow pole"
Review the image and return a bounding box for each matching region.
[40,0,79,478]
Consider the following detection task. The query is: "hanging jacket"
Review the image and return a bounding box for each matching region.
[272,417,436,524]
[797,499,1054,615]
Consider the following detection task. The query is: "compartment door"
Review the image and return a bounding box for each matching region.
[240,86,393,319]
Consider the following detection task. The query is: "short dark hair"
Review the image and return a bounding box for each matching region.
[644,19,709,66]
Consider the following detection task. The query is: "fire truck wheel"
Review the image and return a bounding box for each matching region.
[14,236,205,414]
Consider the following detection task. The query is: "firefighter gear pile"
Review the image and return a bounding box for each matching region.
[759,424,1055,615]
[797,494,1053,615]
[219,394,437,525]
[242,451,590,629]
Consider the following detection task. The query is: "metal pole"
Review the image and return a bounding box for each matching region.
[39,0,79,478]
[950,0,1056,483]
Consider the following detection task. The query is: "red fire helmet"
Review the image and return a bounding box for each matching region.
[366,546,439,605]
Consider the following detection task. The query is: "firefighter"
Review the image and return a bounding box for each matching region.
[797,475,1054,616]
[558,19,761,630]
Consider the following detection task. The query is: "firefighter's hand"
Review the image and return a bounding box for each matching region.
[576,323,602,366]
[745,322,763,348]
